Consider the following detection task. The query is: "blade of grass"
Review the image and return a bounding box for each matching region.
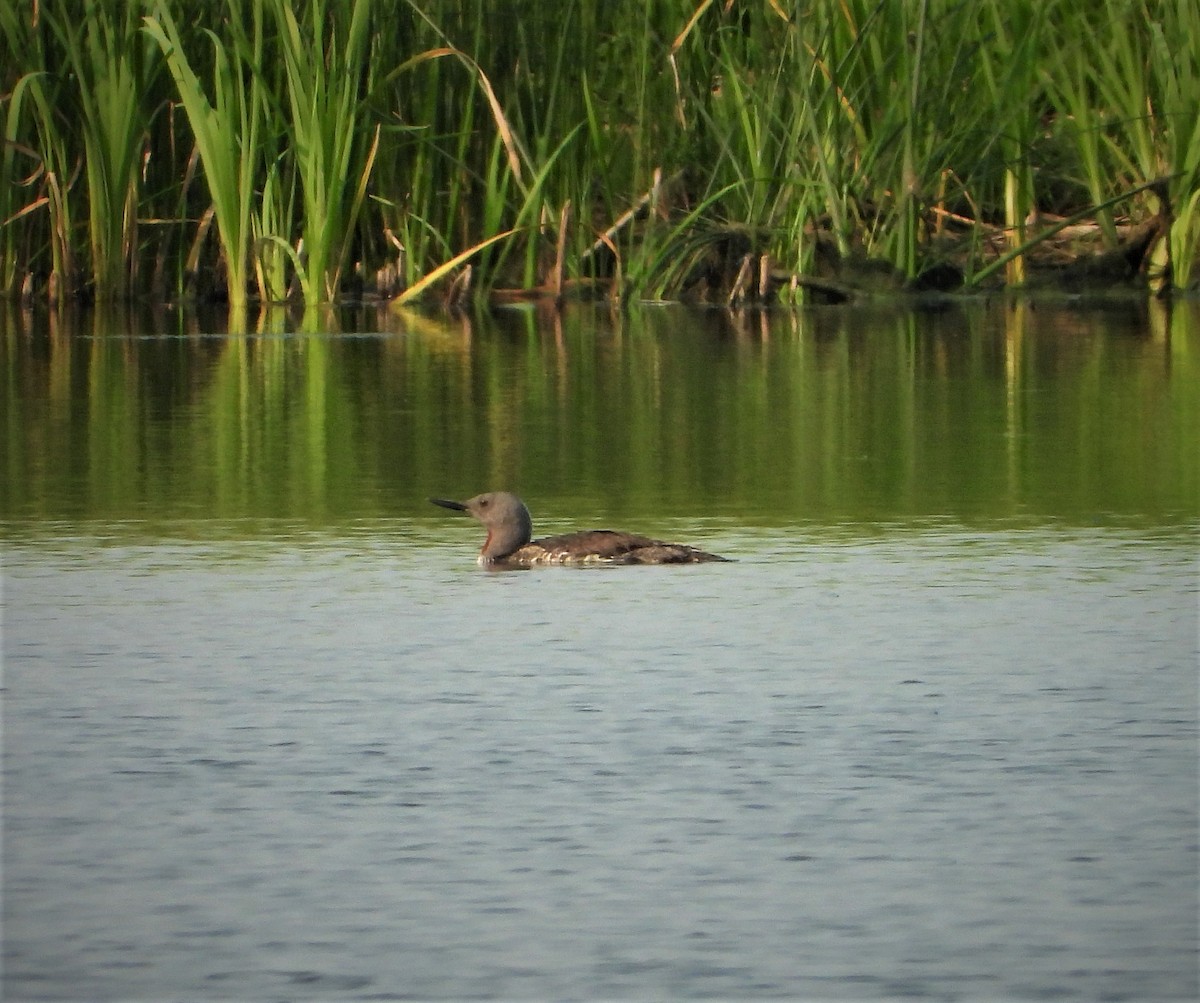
[390,227,516,306]
[966,178,1169,288]
[143,0,271,309]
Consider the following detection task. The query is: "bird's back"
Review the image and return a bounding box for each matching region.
[504,530,730,566]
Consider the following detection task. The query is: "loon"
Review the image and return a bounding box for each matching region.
[430,492,730,567]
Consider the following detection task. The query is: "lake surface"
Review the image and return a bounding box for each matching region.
[3,298,1198,1000]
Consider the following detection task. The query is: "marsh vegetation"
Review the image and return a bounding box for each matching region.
[2,0,1197,310]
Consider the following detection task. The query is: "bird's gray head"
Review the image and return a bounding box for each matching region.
[429,491,533,562]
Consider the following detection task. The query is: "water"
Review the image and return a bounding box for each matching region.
[3,300,1198,1000]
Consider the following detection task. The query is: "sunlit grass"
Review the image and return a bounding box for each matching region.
[267,0,376,303]
[142,0,272,312]
[1,0,1196,305]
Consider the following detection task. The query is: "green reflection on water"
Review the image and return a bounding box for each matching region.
[2,299,1197,535]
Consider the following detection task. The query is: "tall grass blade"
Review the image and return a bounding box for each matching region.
[143,0,270,309]
[391,228,516,306]
[47,0,152,299]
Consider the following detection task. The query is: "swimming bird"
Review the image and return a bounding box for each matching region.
[429,491,730,567]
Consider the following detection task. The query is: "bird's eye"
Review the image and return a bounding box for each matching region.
[480,498,489,507]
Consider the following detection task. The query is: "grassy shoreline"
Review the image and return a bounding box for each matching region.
[2,0,1197,309]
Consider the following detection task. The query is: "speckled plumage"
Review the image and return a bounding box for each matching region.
[430,492,730,568]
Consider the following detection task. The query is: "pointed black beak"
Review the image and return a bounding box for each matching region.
[429,497,468,512]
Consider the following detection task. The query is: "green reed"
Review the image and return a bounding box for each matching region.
[0,1,154,300]
[3,3,82,300]
[143,0,271,312]
[267,0,376,303]
[1,0,1196,306]
[63,2,155,301]
[974,1,1046,286]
